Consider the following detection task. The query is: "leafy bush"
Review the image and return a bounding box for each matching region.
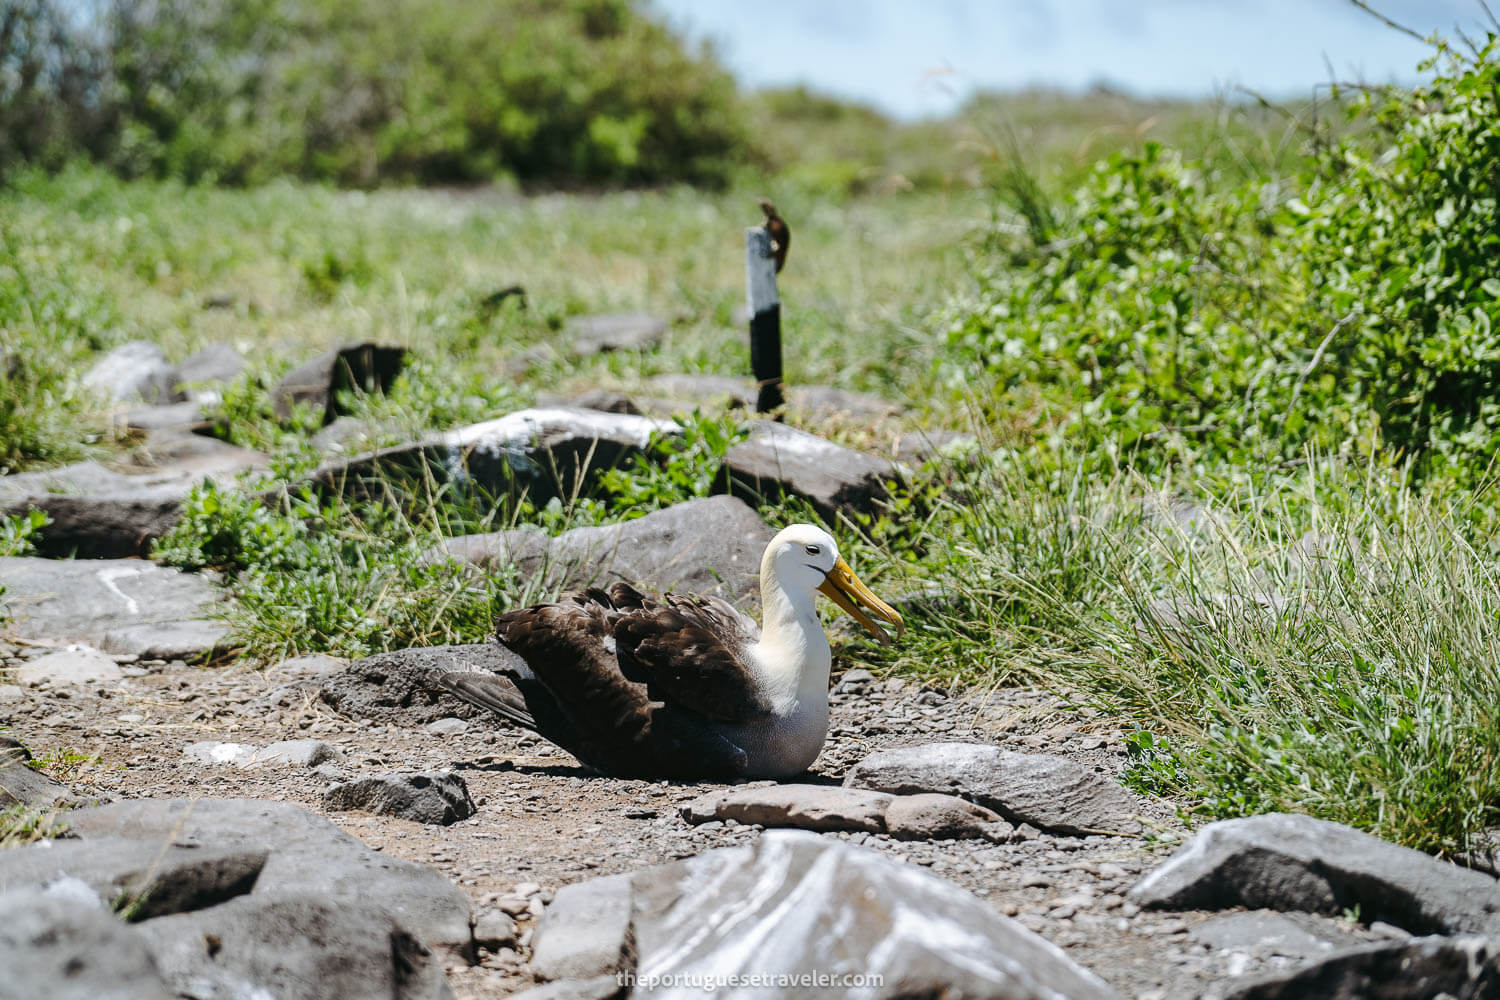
[1289,36,1500,481]
[947,35,1500,489]
[2,0,753,188]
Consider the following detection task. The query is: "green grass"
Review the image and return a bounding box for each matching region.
[863,447,1500,856]
[5,45,1500,861]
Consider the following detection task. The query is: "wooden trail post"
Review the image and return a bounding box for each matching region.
[745,226,784,413]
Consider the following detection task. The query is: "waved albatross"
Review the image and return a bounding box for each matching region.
[438,524,903,779]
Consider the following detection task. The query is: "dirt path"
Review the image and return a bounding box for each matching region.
[3,641,1384,999]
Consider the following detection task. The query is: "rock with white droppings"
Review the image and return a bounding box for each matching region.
[297,407,678,510]
[1129,812,1500,936]
[844,742,1143,835]
[183,741,257,766]
[15,647,123,687]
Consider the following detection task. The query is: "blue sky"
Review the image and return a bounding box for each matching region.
[649,1,1491,119]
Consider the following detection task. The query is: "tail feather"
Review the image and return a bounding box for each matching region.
[437,672,537,731]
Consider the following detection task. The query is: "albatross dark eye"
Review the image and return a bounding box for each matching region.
[804,544,822,555]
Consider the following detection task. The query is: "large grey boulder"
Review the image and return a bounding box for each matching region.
[564,312,667,355]
[298,407,677,510]
[715,421,902,522]
[14,647,123,687]
[531,830,1121,999]
[318,643,523,726]
[1225,935,1499,1000]
[0,890,173,1000]
[1129,812,1500,936]
[0,557,230,659]
[844,742,1144,836]
[0,437,265,558]
[442,495,773,607]
[272,342,406,424]
[322,771,477,826]
[50,798,475,955]
[136,893,453,1000]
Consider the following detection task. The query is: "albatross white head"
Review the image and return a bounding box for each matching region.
[753,525,905,702]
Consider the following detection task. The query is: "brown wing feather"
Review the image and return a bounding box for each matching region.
[496,599,651,742]
[489,584,758,776]
[605,583,771,724]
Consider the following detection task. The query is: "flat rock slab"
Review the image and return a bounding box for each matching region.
[682,784,893,833]
[715,421,902,522]
[14,647,123,687]
[45,797,474,955]
[322,771,477,826]
[844,742,1144,836]
[318,643,526,726]
[272,342,406,424]
[0,437,266,558]
[0,557,230,659]
[1129,812,1500,937]
[564,312,667,355]
[442,495,773,607]
[1225,934,1499,1000]
[532,829,1121,1000]
[119,400,212,435]
[681,784,1011,841]
[298,407,677,510]
[1189,912,1349,959]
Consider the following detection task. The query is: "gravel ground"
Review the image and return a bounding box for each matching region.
[0,638,1387,999]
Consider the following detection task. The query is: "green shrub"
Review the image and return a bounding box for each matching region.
[3,0,753,189]
[947,34,1500,491]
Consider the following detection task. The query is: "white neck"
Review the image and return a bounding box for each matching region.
[751,564,832,710]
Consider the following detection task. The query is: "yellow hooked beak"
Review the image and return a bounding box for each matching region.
[817,557,905,646]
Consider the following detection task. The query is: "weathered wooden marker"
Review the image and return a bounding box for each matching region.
[746,220,784,413]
